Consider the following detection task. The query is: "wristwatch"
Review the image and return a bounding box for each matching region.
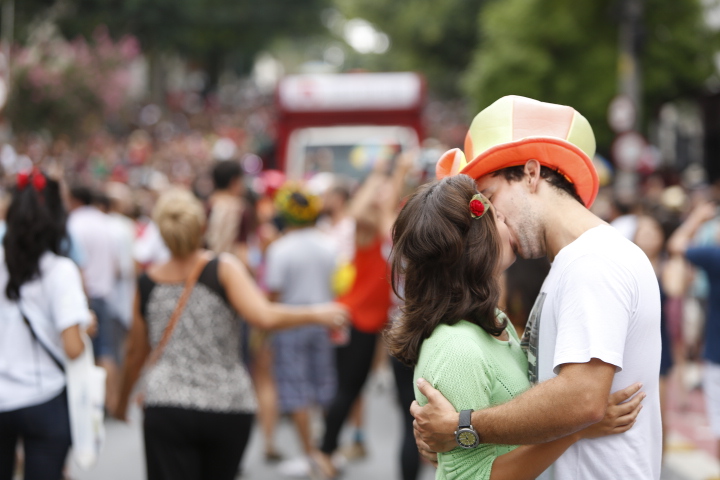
[455,409,479,449]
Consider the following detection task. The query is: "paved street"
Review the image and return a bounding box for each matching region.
[662,364,720,480]
[65,365,715,480]
[69,366,436,480]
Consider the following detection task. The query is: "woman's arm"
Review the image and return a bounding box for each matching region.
[61,324,84,360]
[488,383,644,480]
[489,434,577,480]
[347,161,388,222]
[115,290,151,421]
[219,254,348,330]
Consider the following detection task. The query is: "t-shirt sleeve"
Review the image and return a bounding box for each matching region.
[552,254,636,373]
[48,258,91,331]
[415,335,498,480]
[263,243,285,294]
[686,247,720,276]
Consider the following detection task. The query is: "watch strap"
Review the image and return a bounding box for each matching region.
[459,409,473,429]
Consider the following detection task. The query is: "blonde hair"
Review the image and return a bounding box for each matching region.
[152,188,206,258]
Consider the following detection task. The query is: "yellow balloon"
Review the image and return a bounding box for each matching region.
[332,262,356,297]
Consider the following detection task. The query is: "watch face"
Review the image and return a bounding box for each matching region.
[456,429,478,448]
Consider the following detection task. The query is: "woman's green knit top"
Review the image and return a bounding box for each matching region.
[414,311,531,480]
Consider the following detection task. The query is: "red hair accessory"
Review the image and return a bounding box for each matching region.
[17,168,47,192]
[469,193,490,219]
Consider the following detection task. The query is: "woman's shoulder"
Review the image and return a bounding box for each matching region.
[419,318,520,368]
[421,321,490,360]
[39,252,81,278]
[429,319,505,344]
[415,322,499,410]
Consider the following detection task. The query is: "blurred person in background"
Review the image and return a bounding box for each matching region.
[265,183,339,476]
[316,176,369,461]
[389,291,422,480]
[311,150,414,478]
[667,201,720,460]
[245,170,285,463]
[614,212,677,456]
[316,176,356,265]
[67,184,120,412]
[133,188,171,270]
[501,258,551,338]
[133,215,171,271]
[205,160,255,266]
[0,169,92,480]
[115,188,348,480]
[102,182,138,412]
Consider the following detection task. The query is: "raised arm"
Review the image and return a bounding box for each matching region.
[663,202,716,297]
[667,201,716,255]
[348,150,415,232]
[381,150,415,235]
[347,158,390,222]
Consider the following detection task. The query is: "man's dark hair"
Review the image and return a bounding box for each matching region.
[492,165,584,205]
[212,161,243,190]
[69,185,94,206]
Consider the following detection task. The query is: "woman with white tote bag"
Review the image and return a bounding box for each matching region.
[0,169,98,480]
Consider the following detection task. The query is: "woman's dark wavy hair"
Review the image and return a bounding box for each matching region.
[385,174,506,367]
[4,172,68,300]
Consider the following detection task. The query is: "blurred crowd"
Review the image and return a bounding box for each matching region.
[3,97,720,479]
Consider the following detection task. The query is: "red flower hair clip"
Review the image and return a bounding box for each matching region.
[469,193,491,219]
[17,168,47,192]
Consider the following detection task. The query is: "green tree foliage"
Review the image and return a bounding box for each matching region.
[6,28,139,139]
[333,0,485,96]
[462,0,716,149]
[19,0,330,80]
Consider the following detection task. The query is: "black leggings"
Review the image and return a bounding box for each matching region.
[0,389,71,480]
[320,327,377,454]
[143,406,254,480]
[391,356,420,480]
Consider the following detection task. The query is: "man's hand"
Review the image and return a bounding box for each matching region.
[410,378,458,460]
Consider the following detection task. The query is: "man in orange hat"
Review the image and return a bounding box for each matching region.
[411,96,661,479]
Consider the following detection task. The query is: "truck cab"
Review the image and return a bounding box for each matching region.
[275,72,425,181]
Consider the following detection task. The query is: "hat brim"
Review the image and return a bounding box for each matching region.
[460,137,599,207]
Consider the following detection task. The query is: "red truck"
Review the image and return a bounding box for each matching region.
[275,71,426,180]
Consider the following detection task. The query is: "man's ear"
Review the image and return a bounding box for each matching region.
[524,159,542,194]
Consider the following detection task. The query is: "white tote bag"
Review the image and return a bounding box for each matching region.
[65,331,107,470]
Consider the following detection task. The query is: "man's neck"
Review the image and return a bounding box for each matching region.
[543,197,605,262]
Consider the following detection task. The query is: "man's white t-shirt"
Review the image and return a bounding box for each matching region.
[522,225,662,480]
[0,250,91,412]
[68,205,117,299]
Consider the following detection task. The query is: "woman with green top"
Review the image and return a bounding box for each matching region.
[386,174,643,480]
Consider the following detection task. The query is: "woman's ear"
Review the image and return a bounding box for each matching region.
[524,159,542,194]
